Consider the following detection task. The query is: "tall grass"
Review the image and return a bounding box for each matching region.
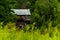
[0,22,60,40]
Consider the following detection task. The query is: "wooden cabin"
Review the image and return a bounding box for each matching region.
[11,9,31,29]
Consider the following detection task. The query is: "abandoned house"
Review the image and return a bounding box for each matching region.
[11,9,31,28]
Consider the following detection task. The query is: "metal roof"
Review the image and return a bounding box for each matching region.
[11,9,30,15]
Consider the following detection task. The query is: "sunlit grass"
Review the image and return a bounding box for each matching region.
[0,22,60,40]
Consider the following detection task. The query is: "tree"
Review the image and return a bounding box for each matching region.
[0,0,18,25]
[30,0,58,29]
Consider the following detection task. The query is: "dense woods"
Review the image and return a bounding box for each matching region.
[0,0,60,29]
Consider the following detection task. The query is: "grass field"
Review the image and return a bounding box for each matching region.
[0,22,60,40]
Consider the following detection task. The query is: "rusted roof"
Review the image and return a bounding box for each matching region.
[11,9,30,15]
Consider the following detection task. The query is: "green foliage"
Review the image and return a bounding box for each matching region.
[0,0,60,40]
[0,0,60,29]
[0,22,60,40]
[30,0,59,29]
[0,0,18,23]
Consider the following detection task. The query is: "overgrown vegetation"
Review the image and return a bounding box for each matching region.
[0,0,60,28]
[0,0,60,40]
[0,22,60,40]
